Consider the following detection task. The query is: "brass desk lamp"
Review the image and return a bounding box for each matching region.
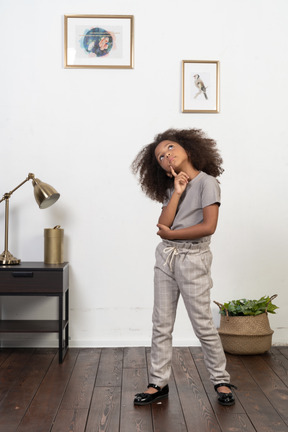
[0,173,60,265]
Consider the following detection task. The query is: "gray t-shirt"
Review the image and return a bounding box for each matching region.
[162,171,221,241]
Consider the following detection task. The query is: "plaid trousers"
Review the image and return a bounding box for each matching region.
[149,239,230,387]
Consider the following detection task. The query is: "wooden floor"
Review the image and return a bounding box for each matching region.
[0,347,288,432]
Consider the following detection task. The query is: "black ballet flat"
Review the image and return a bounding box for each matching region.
[134,383,169,406]
[214,383,237,406]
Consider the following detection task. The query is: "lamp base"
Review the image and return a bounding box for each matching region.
[0,250,21,265]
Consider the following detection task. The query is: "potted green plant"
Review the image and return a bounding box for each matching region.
[214,295,278,355]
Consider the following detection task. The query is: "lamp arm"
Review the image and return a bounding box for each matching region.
[0,172,59,265]
[0,173,35,204]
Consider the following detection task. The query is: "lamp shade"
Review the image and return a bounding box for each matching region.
[33,178,60,209]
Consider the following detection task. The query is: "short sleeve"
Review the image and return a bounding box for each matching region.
[202,176,221,208]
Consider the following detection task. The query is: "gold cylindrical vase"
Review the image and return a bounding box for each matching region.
[44,226,64,264]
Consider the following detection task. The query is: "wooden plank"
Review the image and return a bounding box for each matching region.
[236,390,288,432]
[85,386,121,432]
[120,367,153,432]
[191,347,256,429]
[0,348,13,366]
[51,408,89,432]
[151,374,187,432]
[191,346,249,412]
[17,348,79,432]
[189,346,213,391]
[95,348,123,387]
[278,346,288,360]
[212,350,288,431]
[123,347,147,369]
[172,347,221,432]
[192,347,255,397]
[0,346,287,431]
[0,349,55,431]
[146,347,188,432]
[224,352,259,389]
[210,412,258,432]
[261,347,288,387]
[207,392,256,432]
[60,348,101,409]
[241,355,288,424]
[0,349,35,403]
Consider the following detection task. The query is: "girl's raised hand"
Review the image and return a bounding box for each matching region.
[170,166,189,195]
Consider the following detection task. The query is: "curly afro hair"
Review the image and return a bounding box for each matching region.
[131,128,224,203]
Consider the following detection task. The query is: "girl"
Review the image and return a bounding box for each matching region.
[132,128,236,406]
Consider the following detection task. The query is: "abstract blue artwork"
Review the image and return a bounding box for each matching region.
[65,15,134,69]
[81,27,113,57]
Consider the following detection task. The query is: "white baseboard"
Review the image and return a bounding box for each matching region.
[0,336,201,348]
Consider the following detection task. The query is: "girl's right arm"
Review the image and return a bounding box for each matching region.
[158,168,189,227]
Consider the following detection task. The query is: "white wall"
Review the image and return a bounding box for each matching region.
[0,0,287,347]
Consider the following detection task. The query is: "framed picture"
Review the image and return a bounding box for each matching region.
[64,15,134,69]
[182,60,219,113]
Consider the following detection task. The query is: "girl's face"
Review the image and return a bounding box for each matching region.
[155,140,189,175]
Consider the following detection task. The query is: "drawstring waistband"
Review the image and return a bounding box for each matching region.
[163,247,179,271]
[161,239,210,272]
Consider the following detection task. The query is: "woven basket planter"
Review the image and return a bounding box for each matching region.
[217,313,274,355]
[214,297,277,355]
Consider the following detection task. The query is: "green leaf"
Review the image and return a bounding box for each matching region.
[217,296,278,316]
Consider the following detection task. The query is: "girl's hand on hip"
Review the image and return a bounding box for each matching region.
[157,224,173,239]
[170,166,189,195]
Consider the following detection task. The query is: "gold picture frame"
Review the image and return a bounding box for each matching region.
[64,15,134,69]
[182,60,220,113]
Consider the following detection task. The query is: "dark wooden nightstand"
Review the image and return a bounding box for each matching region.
[0,262,69,363]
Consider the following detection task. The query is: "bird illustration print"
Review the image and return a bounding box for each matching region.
[193,74,208,99]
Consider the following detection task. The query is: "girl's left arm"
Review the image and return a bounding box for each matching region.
[157,204,219,240]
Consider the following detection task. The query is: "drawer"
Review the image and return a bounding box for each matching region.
[0,270,64,293]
